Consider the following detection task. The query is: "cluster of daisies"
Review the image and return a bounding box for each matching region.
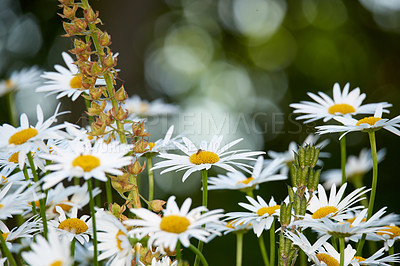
[1,49,400,266]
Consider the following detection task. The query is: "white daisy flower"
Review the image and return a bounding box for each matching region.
[48,206,92,245]
[123,95,178,117]
[207,156,286,191]
[137,125,181,157]
[36,52,106,101]
[374,223,400,250]
[321,148,386,188]
[206,219,252,237]
[0,66,42,96]
[317,104,400,138]
[267,134,329,176]
[45,183,101,219]
[74,242,94,266]
[142,256,177,266]
[290,82,391,123]
[21,228,72,266]
[0,170,26,188]
[0,217,41,249]
[352,247,400,265]
[0,104,67,170]
[225,195,280,237]
[0,183,42,220]
[311,243,356,266]
[40,139,133,189]
[152,135,264,182]
[96,209,133,266]
[124,196,224,251]
[284,230,330,257]
[306,183,368,221]
[295,208,385,241]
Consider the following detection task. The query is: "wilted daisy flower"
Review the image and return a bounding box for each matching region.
[44,183,101,219]
[123,95,178,117]
[267,134,329,176]
[0,104,67,169]
[207,156,286,192]
[152,135,264,182]
[48,206,92,245]
[40,139,133,189]
[0,217,41,249]
[0,183,42,220]
[124,196,224,251]
[311,243,356,266]
[0,66,42,96]
[36,52,106,101]
[290,82,391,123]
[21,228,72,266]
[225,195,280,237]
[306,183,368,221]
[352,247,400,265]
[317,105,400,138]
[321,148,386,188]
[96,210,134,266]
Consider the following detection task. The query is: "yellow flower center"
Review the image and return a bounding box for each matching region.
[353,256,366,262]
[312,206,338,219]
[328,103,356,115]
[53,201,73,214]
[316,253,339,266]
[8,128,38,145]
[189,151,220,165]
[5,79,14,90]
[115,230,125,251]
[256,205,280,216]
[0,204,3,209]
[50,261,63,266]
[139,103,148,114]
[148,142,156,151]
[58,218,88,234]
[72,155,100,172]
[159,215,190,234]
[1,232,9,240]
[8,152,19,164]
[356,117,382,126]
[377,225,400,238]
[236,177,255,185]
[70,75,82,89]
[345,217,366,227]
[1,176,8,184]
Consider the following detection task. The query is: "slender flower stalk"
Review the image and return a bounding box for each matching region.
[0,229,17,266]
[236,232,244,266]
[105,176,113,203]
[27,152,48,239]
[176,240,181,262]
[22,166,37,216]
[259,235,270,266]
[6,92,17,127]
[194,169,209,266]
[340,136,346,185]
[147,155,154,204]
[189,244,209,266]
[71,238,76,266]
[339,237,345,266]
[270,218,275,266]
[94,179,101,207]
[87,179,98,265]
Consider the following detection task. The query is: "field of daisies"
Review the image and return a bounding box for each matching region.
[1,1,400,266]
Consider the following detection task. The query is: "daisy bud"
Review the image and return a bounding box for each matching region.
[289,164,297,187]
[299,166,309,187]
[309,169,321,193]
[149,199,166,212]
[114,86,128,102]
[300,196,307,216]
[287,185,295,203]
[311,148,320,168]
[293,195,301,215]
[280,202,292,227]
[298,146,306,168]
[306,146,314,166]
[99,32,112,47]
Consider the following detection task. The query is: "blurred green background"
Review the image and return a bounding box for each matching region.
[2,0,400,264]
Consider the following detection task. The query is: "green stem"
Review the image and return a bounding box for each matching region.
[106,176,113,204]
[299,250,307,266]
[270,218,275,266]
[22,166,37,216]
[189,244,209,266]
[245,190,255,198]
[147,155,154,205]
[339,237,345,266]
[84,98,94,127]
[351,176,368,208]
[194,170,208,266]
[176,240,181,262]
[259,235,270,266]
[0,231,17,266]
[236,232,244,266]
[340,136,347,186]
[6,92,17,127]
[74,177,80,186]
[389,245,395,266]
[71,238,76,266]
[27,152,48,239]
[87,179,98,266]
